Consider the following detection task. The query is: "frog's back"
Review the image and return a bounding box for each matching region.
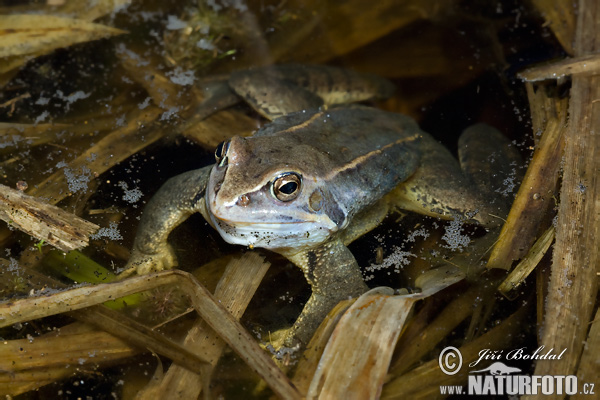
[254,106,422,224]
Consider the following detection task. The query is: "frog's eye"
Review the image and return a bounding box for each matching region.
[272,172,302,202]
[215,141,230,167]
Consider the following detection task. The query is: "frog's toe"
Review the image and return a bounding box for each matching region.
[262,328,302,364]
[122,244,178,277]
[264,328,289,349]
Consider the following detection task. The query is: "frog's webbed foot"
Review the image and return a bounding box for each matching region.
[458,123,523,218]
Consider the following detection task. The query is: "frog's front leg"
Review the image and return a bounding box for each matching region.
[281,238,368,347]
[123,166,213,276]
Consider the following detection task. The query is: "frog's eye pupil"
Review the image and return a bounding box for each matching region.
[279,182,297,195]
[272,172,302,202]
[215,141,229,166]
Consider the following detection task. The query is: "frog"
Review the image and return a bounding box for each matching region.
[124,64,518,348]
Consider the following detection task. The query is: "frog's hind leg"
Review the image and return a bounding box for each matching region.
[390,131,497,227]
[390,126,520,228]
[229,67,325,120]
[457,123,522,220]
[228,64,396,120]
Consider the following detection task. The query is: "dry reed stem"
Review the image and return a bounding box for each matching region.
[570,307,599,400]
[487,116,564,270]
[519,53,600,82]
[497,226,555,298]
[527,0,600,394]
[0,322,140,396]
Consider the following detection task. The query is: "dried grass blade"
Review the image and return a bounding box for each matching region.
[291,299,354,394]
[307,266,464,399]
[530,0,600,383]
[264,0,444,64]
[306,287,407,400]
[26,106,163,204]
[1,258,210,393]
[70,306,211,371]
[0,270,301,399]
[0,322,140,396]
[390,285,483,376]
[0,184,98,251]
[529,0,576,55]
[487,118,564,270]
[48,0,132,21]
[497,226,555,298]
[381,305,529,399]
[136,252,271,399]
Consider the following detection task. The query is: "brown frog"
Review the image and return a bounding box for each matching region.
[124,65,518,348]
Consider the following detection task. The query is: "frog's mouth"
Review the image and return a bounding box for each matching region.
[209,213,333,250]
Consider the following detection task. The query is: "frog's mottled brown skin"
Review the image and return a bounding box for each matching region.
[125,65,517,348]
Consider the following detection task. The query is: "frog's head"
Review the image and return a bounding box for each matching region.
[206,135,345,252]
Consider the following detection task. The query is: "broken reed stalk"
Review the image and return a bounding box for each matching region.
[519,53,600,81]
[497,226,555,299]
[0,184,99,251]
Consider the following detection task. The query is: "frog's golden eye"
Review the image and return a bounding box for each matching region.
[215,141,230,167]
[272,172,302,202]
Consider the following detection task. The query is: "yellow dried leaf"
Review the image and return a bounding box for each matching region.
[0,14,126,58]
[48,0,133,22]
